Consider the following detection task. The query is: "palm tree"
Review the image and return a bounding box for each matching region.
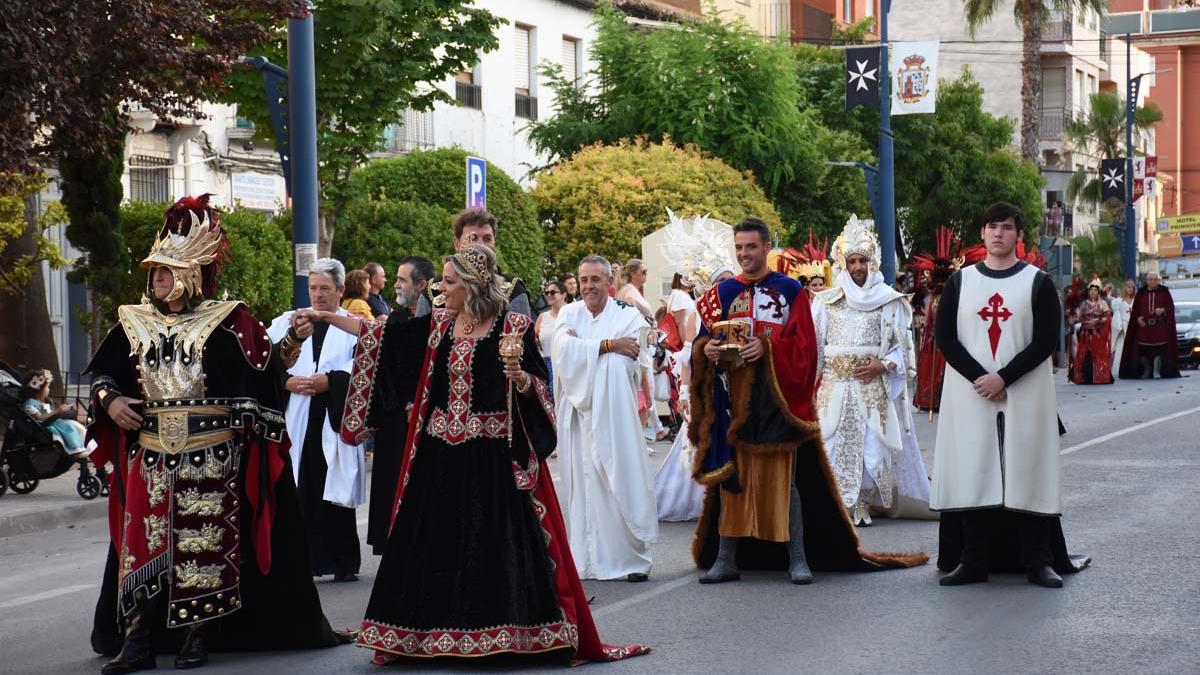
[1069,226,1122,280]
[1064,91,1163,223]
[963,0,1108,163]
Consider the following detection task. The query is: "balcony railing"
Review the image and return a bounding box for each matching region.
[384,109,435,154]
[515,93,538,121]
[456,82,482,110]
[1151,7,1200,33]
[1044,16,1073,43]
[1040,107,1074,140]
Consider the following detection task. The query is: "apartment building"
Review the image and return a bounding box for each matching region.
[705,0,880,42]
[889,0,1160,244]
[1107,1,1200,222]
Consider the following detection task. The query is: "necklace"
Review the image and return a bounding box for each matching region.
[460,314,476,335]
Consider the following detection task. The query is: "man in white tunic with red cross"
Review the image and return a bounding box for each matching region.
[932,202,1090,588]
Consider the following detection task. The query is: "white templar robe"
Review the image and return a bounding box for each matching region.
[553,299,658,579]
[813,289,932,518]
[267,308,366,508]
[931,265,1061,515]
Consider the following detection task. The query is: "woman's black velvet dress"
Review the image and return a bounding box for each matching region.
[354,312,571,659]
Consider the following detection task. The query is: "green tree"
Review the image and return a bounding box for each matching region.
[338,148,542,286]
[794,52,1045,254]
[529,139,783,276]
[527,4,866,239]
[962,0,1107,162]
[0,173,68,375]
[1064,91,1162,224]
[1,0,294,346]
[223,0,503,255]
[1070,227,1122,280]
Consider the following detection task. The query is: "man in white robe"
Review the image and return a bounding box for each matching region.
[554,256,658,582]
[813,218,932,527]
[267,258,366,582]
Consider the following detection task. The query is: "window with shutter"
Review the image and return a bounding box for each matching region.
[515,26,531,95]
[562,37,578,86]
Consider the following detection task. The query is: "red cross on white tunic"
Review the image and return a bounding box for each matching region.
[977,292,1012,358]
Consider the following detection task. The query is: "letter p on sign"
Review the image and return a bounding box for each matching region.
[466,156,487,209]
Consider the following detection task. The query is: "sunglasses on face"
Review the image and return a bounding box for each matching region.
[545,290,561,297]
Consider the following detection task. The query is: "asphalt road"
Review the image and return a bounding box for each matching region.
[2,371,1197,674]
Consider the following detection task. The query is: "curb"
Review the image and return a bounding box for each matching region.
[0,498,109,539]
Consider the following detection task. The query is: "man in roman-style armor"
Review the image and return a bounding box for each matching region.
[86,196,342,673]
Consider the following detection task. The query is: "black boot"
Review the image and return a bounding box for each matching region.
[1027,565,1063,589]
[174,625,208,669]
[101,606,156,674]
[938,563,989,586]
[699,536,740,584]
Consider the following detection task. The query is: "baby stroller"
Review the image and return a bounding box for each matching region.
[0,362,107,499]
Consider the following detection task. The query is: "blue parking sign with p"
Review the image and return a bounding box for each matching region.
[466,156,487,209]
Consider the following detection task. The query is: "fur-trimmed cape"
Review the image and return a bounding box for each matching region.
[688,335,928,572]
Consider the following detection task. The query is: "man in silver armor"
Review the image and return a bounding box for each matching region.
[812,216,932,528]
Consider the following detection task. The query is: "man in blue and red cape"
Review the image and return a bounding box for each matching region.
[688,218,927,584]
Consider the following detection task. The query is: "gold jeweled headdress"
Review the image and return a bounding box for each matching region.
[831,214,881,275]
[141,209,224,303]
[451,243,495,285]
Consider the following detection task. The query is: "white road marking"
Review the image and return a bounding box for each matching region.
[592,573,694,619]
[0,583,98,610]
[1061,404,1200,456]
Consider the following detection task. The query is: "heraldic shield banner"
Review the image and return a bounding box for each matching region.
[891,41,939,116]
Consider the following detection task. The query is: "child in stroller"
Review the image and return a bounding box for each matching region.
[0,363,108,499]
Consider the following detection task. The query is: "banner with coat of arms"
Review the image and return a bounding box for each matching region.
[891,41,939,116]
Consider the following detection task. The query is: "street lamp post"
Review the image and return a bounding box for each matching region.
[1121,33,1171,282]
[877,0,897,284]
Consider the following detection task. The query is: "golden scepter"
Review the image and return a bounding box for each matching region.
[498,327,524,446]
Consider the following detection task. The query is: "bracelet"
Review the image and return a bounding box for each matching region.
[601,339,609,354]
[515,372,533,394]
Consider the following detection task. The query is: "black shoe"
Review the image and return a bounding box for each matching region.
[101,655,156,675]
[1027,565,1063,588]
[626,573,649,583]
[332,572,358,583]
[938,563,989,586]
[102,606,156,674]
[174,628,208,670]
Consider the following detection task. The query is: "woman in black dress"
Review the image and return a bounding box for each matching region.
[306,245,648,665]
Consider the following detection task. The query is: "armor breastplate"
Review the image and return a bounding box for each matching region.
[825,299,882,349]
[116,301,240,401]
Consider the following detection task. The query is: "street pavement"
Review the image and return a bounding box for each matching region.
[1,370,1197,674]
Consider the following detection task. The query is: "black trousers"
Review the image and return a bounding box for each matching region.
[960,507,1053,571]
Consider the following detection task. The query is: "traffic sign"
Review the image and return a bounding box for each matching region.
[465,155,487,208]
[1182,233,1200,255]
[1158,233,1182,257]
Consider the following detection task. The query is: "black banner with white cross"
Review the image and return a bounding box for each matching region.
[1100,158,1126,204]
[845,46,880,111]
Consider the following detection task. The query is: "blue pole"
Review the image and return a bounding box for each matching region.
[288,3,319,308]
[1122,33,1137,281]
[877,0,897,284]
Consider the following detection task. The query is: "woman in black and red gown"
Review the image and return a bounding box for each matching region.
[1070,281,1114,384]
[305,244,649,665]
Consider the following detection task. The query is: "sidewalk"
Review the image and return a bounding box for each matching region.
[0,469,108,538]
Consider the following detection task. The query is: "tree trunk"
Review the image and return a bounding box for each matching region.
[0,194,62,383]
[318,210,334,258]
[1019,0,1043,164]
